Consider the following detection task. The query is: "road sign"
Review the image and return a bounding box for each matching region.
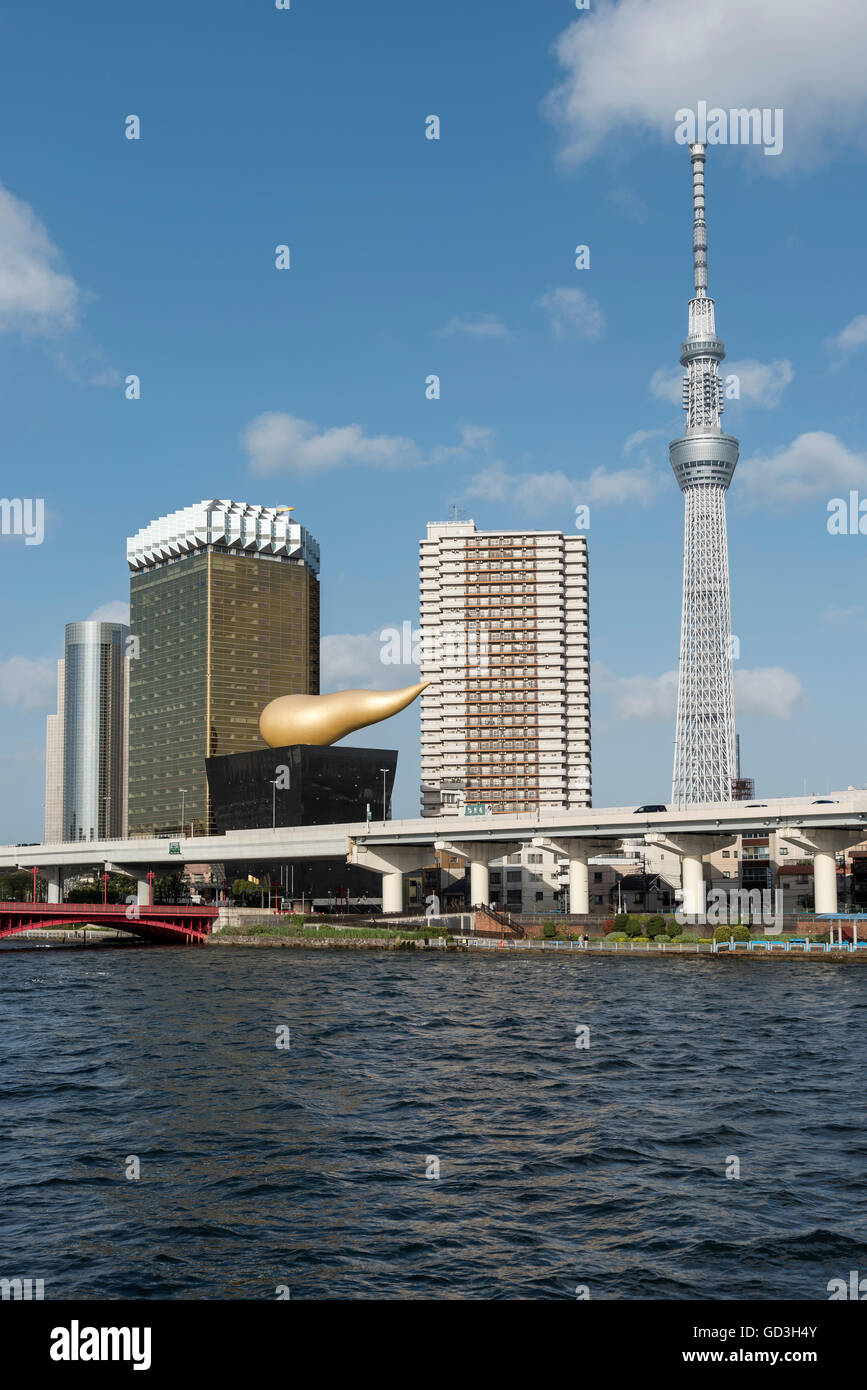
[465,803,488,817]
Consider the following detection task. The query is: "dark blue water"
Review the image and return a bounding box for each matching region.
[2,946,866,1299]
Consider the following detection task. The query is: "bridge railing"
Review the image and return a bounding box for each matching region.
[0,901,217,917]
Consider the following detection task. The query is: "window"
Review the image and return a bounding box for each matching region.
[722,851,730,858]
[593,871,602,882]
[535,891,544,901]
[593,895,603,905]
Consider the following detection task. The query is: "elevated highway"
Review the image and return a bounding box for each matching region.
[2,791,866,916]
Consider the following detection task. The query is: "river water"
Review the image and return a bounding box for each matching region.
[2,945,865,1299]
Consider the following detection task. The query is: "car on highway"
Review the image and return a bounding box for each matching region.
[634,804,667,813]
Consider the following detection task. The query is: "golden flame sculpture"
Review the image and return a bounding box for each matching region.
[259,681,429,748]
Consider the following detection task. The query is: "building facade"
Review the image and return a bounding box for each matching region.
[44,622,130,843]
[419,519,590,815]
[127,500,319,837]
[44,658,65,843]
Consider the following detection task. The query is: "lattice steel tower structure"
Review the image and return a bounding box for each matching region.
[670,143,738,807]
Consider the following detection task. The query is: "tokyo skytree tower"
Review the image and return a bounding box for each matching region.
[670,143,739,807]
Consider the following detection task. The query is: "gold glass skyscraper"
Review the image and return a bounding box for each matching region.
[127,500,319,836]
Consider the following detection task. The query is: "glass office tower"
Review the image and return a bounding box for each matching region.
[127,500,320,836]
[60,621,130,841]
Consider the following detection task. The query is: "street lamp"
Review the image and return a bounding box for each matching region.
[380,768,389,824]
[179,789,188,836]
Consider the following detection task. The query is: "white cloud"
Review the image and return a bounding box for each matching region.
[242,412,424,475]
[241,414,493,477]
[0,183,81,335]
[650,358,792,409]
[595,662,804,721]
[87,601,130,625]
[464,461,573,514]
[826,314,867,360]
[725,359,793,407]
[735,666,805,719]
[821,605,863,628]
[321,629,416,691]
[582,463,667,506]
[465,456,666,515]
[613,669,679,721]
[536,287,605,340]
[544,0,867,170]
[623,428,667,455]
[650,367,683,407]
[0,656,57,710]
[441,313,511,339]
[737,431,867,507]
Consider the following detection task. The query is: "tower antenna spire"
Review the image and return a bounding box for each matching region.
[690,141,708,298]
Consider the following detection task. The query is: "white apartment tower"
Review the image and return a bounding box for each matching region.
[419,520,590,815]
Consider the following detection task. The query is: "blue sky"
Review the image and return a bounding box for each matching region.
[2,0,867,837]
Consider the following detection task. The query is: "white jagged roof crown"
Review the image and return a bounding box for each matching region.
[127,499,320,575]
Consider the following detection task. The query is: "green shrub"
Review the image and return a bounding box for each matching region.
[632,935,650,944]
[646,914,666,936]
[698,938,713,945]
[679,933,700,944]
[713,923,752,943]
[607,932,629,942]
[613,913,630,931]
[653,933,672,943]
[666,918,683,937]
[541,921,557,939]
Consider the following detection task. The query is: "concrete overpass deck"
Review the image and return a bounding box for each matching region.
[3,791,866,916]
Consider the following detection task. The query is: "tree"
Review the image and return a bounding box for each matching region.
[713,923,751,943]
[0,870,40,901]
[232,878,260,906]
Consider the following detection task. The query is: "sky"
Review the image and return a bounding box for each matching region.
[2,0,867,838]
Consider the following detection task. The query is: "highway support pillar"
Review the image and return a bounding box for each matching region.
[776,827,865,915]
[644,833,736,923]
[347,841,423,914]
[533,837,613,915]
[434,839,521,908]
[44,867,62,904]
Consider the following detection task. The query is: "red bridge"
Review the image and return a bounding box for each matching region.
[0,901,218,945]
